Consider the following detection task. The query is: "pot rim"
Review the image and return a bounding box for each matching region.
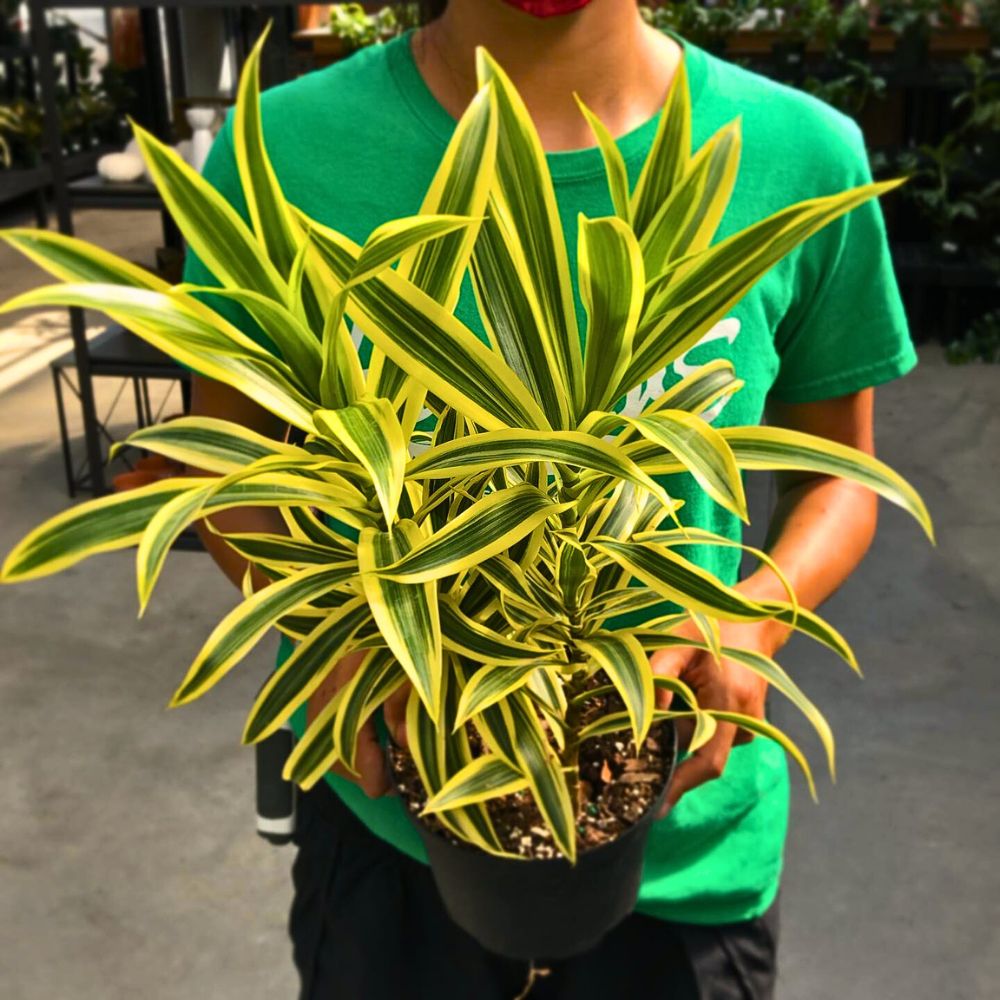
[389,717,679,867]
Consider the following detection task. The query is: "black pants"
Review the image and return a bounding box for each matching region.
[289,783,779,1000]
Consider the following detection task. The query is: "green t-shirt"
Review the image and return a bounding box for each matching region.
[185,31,916,926]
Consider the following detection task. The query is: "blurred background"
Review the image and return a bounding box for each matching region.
[0,3,997,998]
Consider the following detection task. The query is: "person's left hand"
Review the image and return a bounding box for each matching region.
[649,616,779,817]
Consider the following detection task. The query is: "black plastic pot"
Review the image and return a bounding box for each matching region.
[397,720,677,961]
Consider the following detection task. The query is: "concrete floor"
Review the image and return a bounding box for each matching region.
[1,209,998,999]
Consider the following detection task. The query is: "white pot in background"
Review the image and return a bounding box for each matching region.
[186,106,218,174]
[96,151,145,183]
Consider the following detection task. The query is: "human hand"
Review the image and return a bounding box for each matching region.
[649,616,779,816]
[306,652,411,798]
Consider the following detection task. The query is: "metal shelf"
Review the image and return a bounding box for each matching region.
[0,147,118,217]
[68,174,162,211]
[26,0,294,494]
[50,324,190,496]
[0,164,50,203]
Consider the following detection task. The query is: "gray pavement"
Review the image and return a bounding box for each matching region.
[1,211,998,998]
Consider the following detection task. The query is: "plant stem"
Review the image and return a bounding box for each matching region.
[556,467,581,528]
[560,667,588,816]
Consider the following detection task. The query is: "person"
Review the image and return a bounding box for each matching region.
[183,1,916,996]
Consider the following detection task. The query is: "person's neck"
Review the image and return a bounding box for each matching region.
[412,0,682,152]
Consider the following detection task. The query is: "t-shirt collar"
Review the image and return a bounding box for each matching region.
[386,28,708,182]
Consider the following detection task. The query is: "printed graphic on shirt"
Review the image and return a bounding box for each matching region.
[351,315,742,434]
[619,317,741,424]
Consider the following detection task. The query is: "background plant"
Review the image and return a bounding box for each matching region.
[640,1,748,55]
[0,30,932,861]
[328,3,417,48]
[803,58,886,115]
[946,308,1000,363]
[0,105,16,167]
[877,53,1000,256]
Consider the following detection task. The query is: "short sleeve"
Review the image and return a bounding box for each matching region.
[769,121,917,403]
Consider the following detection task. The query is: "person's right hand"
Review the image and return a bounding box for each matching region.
[306,652,410,798]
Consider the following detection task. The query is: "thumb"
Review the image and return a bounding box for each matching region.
[649,646,697,710]
[355,718,390,798]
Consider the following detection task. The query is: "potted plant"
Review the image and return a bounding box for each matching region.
[642,1,742,58]
[328,2,416,50]
[892,58,1000,263]
[0,99,44,168]
[953,52,1000,173]
[803,58,887,118]
[946,307,1000,363]
[976,0,1000,54]
[881,0,937,75]
[0,106,14,168]
[823,0,873,66]
[0,32,933,959]
[763,0,827,84]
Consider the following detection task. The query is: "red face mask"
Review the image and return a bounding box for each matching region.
[500,0,593,17]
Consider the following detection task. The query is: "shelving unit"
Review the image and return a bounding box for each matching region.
[1,32,119,219]
[50,323,190,496]
[25,0,296,495]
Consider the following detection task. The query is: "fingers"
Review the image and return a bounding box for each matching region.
[664,718,738,813]
[383,683,411,748]
[306,649,367,727]
[307,651,391,797]
[347,718,391,798]
[653,645,737,817]
[649,647,699,711]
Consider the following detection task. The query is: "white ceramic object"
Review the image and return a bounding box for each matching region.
[123,137,152,182]
[96,151,146,184]
[186,106,218,173]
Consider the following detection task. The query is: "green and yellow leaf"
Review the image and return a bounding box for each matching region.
[315,399,406,525]
[1,478,201,582]
[406,429,675,513]
[574,96,631,222]
[334,649,405,772]
[243,597,370,743]
[630,59,690,238]
[0,227,170,289]
[306,217,550,431]
[576,632,654,745]
[454,661,547,730]
[508,692,576,861]
[114,415,308,475]
[422,754,528,814]
[375,484,568,584]
[282,686,346,788]
[358,521,443,720]
[132,120,287,301]
[476,48,584,418]
[579,215,644,415]
[440,596,553,664]
[170,561,359,706]
[593,539,770,621]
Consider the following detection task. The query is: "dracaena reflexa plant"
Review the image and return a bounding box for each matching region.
[0,30,932,861]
